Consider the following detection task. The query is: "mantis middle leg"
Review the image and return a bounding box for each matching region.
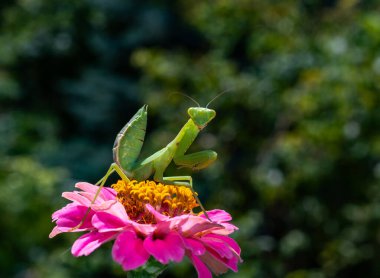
[162,175,211,221]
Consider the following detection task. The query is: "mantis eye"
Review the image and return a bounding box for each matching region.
[187,107,216,127]
[187,107,198,119]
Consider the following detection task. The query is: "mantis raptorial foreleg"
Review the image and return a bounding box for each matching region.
[174,150,217,170]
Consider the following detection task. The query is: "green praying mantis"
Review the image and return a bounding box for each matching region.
[98,104,217,215]
[72,95,225,229]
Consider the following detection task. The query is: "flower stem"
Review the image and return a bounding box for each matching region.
[127,259,168,278]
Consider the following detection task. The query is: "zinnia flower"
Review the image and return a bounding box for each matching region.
[50,180,242,277]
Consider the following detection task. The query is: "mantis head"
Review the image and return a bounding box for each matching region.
[188,107,216,129]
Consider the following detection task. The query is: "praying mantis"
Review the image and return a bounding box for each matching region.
[79,96,222,226]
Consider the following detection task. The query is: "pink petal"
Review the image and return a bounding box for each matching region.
[99,186,117,200]
[112,230,150,271]
[201,236,235,259]
[75,182,116,201]
[204,234,241,256]
[198,235,241,273]
[72,231,116,256]
[62,183,115,207]
[49,226,63,238]
[130,222,156,235]
[144,231,185,264]
[91,199,118,211]
[188,253,212,278]
[201,209,232,222]
[52,204,94,232]
[169,215,222,236]
[92,200,129,220]
[201,210,238,235]
[199,251,230,275]
[79,191,108,204]
[145,204,169,222]
[62,191,91,206]
[183,238,206,256]
[202,248,239,273]
[74,182,100,195]
[212,222,238,235]
[92,211,129,232]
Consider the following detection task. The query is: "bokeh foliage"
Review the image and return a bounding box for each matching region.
[1,0,380,277]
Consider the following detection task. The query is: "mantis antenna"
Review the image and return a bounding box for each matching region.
[206,89,232,108]
[172,92,200,107]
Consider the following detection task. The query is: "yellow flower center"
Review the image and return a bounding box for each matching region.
[111,179,199,224]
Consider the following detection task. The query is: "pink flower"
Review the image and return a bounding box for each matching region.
[50,180,242,277]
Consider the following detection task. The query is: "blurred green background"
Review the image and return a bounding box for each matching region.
[1,0,380,277]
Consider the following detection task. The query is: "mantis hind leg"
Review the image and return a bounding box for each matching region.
[91,163,130,205]
[69,163,130,231]
[162,176,211,221]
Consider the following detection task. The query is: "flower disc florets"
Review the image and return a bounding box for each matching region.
[112,180,199,223]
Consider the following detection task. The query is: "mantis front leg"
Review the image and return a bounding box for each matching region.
[174,150,217,171]
[96,163,131,186]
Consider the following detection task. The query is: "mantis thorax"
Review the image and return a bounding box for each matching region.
[188,107,216,129]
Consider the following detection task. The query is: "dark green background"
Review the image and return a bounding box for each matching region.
[1,0,380,277]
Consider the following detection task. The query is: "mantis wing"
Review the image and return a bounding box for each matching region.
[113,105,148,172]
